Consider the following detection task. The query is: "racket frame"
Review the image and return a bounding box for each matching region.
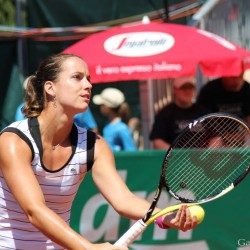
[114,112,250,247]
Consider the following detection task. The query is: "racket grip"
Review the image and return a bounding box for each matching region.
[114,219,147,247]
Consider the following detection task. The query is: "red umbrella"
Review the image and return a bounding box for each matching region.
[62,21,250,83]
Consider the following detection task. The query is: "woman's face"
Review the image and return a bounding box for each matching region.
[53,56,92,115]
[100,104,112,117]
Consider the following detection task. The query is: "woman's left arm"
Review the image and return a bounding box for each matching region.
[91,135,197,231]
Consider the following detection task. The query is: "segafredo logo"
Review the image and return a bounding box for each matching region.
[104,32,175,57]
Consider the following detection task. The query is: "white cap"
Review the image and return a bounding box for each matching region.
[93,88,125,108]
[174,76,196,88]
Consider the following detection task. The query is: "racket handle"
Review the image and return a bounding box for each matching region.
[114,219,147,247]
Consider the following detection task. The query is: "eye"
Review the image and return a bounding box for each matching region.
[87,76,91,83]
[72,74,82,80]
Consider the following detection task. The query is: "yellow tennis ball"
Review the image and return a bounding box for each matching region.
[189,205,205,224]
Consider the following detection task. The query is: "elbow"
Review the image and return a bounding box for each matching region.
[111,195,137,220]
[113,205,129,218]
[24,204,45,227]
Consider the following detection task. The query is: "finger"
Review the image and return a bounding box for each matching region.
[183,207,198,231]
[179,205,188,225]
[186,206,199,227]
[176,204,186,222]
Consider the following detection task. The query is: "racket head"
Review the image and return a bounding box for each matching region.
[162,113,250,204]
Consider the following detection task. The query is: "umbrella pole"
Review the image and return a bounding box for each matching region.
[162,0,169,22]
[139,80,155,149]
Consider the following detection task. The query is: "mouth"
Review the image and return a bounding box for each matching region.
[80,94,90,102]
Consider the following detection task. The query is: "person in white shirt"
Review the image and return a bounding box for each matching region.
[0,54,197,250]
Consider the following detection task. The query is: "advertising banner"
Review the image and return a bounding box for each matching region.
[70,150,250,250]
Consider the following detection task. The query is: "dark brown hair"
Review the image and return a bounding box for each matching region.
[22,53,81,118]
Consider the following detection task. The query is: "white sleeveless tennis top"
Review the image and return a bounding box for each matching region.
[0,118,95,250]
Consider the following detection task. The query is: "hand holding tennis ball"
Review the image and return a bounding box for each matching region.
[189,205,205,224]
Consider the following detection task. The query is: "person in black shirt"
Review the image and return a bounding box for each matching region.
[150,77,209,149]
[197,75,250,124]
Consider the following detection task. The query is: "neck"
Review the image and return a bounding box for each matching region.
[175,100,193,109]
[37,113,73,150]
[107,111,119,122]
[52,144,60,150]
[110,116,121,123]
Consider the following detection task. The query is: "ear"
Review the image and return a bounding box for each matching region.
[44,81,56,97]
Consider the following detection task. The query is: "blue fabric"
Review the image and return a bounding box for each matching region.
[74,109,97,130]
[15,103,97,130]
[15,103,25,121]
[103,119,137,151]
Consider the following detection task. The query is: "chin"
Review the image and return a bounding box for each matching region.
[73,106,87,114]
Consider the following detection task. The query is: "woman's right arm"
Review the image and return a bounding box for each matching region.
[0,132,127,250]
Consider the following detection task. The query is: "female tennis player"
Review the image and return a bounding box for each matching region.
[0,54,197,250]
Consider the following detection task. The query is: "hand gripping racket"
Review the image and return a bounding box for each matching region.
[114,113,250,247]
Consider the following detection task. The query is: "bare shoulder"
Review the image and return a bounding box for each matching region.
[92,134,116,167]
[0,131,25,146]
[0,132,32,163]
[94,134,113,156]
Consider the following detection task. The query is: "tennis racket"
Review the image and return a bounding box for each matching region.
[114,112,250,247]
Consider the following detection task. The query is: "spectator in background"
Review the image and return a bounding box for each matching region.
[93,88,137,151]
[15,102,26,121]
[150,76,209,149]
[74,108,98,133]
[16,77,98,132]
[197,74,250,124]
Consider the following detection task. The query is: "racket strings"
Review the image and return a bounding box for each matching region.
[187,118,247,182]
[165,116,250,202]
[180,120,248,190]
[167,117,243,171]
[185,152,248,200]
[175,117,245,149]
[168,149,248,200]
[176,119,249,195]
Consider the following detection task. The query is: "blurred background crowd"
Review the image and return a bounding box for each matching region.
[1,0,250,151]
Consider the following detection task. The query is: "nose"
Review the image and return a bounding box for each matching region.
[83,78,92,89]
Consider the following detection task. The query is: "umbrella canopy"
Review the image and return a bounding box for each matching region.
[63,21,250,83]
